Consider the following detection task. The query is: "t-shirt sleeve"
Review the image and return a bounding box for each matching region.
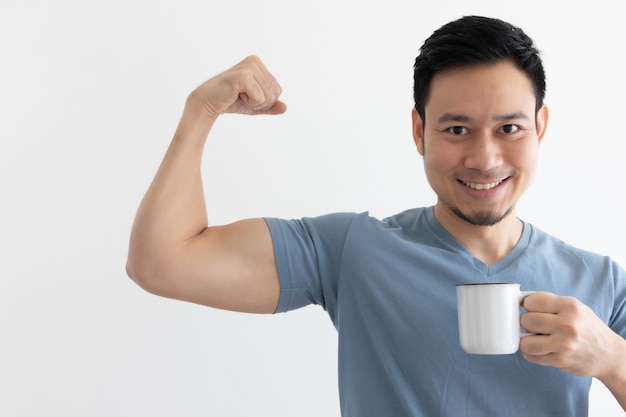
[264,212,359,316]
[609,259,626,338]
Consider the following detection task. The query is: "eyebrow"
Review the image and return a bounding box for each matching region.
[494,111,530,122]
[436,111,530,124]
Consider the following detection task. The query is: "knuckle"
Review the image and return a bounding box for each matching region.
[235,65,255,81]
[560,296,581,312]
[244,54,261,64]
[559,321,579,337]
[556,333,577,351]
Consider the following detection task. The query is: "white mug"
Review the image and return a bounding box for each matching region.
[456,283,535,355]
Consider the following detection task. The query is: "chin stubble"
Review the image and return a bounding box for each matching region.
[449,205,514,226]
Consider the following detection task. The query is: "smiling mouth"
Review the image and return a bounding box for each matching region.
[460,179,506,190]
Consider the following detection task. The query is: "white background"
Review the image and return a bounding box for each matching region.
[1,0,625,416]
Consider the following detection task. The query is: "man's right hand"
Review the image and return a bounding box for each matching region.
[187,55,287,119]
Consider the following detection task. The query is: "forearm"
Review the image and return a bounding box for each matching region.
[127,100,215,285]
[598,336,626,411]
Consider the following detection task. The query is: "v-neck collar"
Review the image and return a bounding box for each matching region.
[424,206,531,276]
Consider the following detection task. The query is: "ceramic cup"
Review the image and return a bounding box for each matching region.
[456,283,535,355]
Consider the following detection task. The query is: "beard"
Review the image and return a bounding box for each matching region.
[448,205,514,227]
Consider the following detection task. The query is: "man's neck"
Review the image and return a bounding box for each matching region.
[433,205,524,265]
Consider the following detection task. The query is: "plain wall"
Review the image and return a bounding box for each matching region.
[1,0,625,415]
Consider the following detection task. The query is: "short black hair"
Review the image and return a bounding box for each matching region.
[413,16,546,122]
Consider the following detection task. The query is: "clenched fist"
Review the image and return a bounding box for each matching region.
[186,55,287,119]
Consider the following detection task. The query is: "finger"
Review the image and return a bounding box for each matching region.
[522,291,560,313]
[237,91,264,108]
[521,350,561,368]
[521,311,560,335]
[237,78,269,109]
[236,73,282,113]
[519,333,557,356]
[251,56,282,96]
[240,56,282,106]
[520,333,583,373]
[250,71,283,109]
[237,92,286,115]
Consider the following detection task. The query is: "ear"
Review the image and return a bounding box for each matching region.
[535,104,549,144]
[411,108,425,156]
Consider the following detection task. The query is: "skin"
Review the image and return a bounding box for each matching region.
[412,60,547,265]
[126,55,282,314]
[127,55,626,410]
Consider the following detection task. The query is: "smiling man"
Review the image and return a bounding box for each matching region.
[127,16,626,417]
[413,59,548,264]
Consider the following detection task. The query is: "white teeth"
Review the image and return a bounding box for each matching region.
[462,180,502,190]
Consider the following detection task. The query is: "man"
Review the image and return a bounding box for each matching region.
[127,15,626,416]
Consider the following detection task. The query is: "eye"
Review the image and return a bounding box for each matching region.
[499,124,519,134]
[447,126,468,135]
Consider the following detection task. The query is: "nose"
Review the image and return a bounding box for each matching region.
[464,131,503,171]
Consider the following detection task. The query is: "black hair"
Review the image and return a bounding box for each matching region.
[413,16,546,122]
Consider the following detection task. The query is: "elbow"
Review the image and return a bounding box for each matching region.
[125,254,151,291]
[125,250,170,296]
[125,256,144,287]
[126,235,195,300]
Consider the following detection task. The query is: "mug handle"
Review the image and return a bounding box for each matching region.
[519,291,536,338]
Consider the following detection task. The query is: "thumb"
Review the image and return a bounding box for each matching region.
[237,92,286,115]
[238,93,287,115]
[266,100,287,115]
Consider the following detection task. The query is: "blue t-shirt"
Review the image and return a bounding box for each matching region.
[265,207,626,417]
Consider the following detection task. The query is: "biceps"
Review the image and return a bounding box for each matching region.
[159,218,280,313]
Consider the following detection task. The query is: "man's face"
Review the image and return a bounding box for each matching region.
[412,60,548,227]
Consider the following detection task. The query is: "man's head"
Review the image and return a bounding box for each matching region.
[413,16,546,124]
[410,16,549,229]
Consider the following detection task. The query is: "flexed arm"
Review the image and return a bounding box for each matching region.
[126,56,286,313]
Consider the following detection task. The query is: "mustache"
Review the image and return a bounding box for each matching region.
[455,169,515,182]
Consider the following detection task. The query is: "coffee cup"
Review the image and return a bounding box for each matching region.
[456,283,535,355]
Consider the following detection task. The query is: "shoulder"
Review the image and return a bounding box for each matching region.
[382,207,431,228]
[264,207,432,244]
[525,221,623,275]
